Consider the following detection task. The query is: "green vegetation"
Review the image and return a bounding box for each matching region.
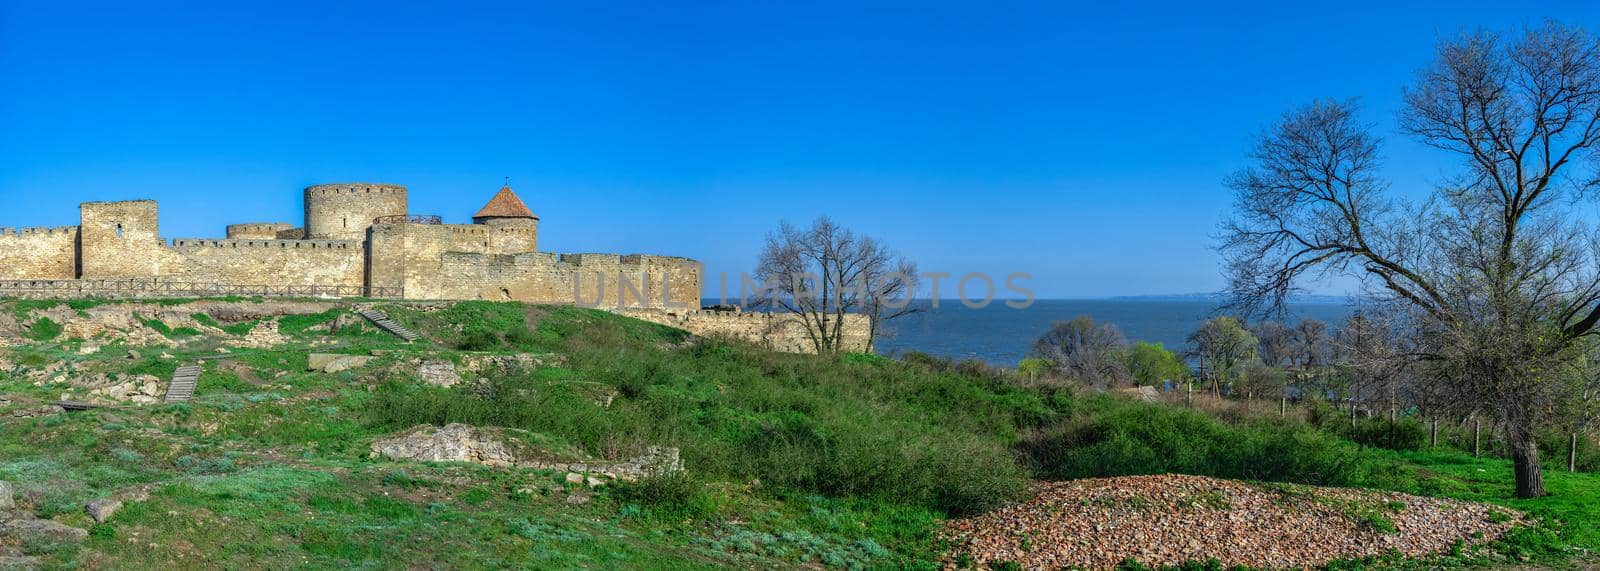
[26,316,62,341]
[1,298,1597,568]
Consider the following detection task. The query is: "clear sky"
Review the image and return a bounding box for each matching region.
[2,1,1596,298]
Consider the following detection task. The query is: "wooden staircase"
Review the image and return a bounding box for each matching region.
[358,310,420,342]
[164,365,201,403]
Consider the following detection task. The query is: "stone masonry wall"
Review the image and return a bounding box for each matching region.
[79,201,169,278]
[621,308,872,354]
[369,222,701,309]
[0,227,79,280]
[226,223,297,240]
[167,239,366,287]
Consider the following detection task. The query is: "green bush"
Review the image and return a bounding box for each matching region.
[27,317,62,341]
[1021,396,1413,489]
[1341,418,1428,451]
[614,472,718,522]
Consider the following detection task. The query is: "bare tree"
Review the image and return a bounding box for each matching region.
[1292,319,1333,399]
[1032,315,1130,388]
[753,217,919,354]
[1221,23,1600,497]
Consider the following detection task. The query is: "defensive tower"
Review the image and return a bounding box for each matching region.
[303,183,407,240]
[472,185,539,253]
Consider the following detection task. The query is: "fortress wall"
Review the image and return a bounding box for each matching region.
[619,309,871,354]
[491,224,537,254]
[304,183,407,240]
[0,227,80,280]
[226,223,297,240]
[80,201,175,278]
[166,239,366,287]
[377,220,703,309]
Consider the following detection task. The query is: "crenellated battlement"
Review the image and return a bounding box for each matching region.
[171,238,360,249]
[303,183,408,197]
[0,226,80,237]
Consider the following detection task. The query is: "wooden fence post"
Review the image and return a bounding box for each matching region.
[1473,419,1481,458]
[1430,417,1438,448]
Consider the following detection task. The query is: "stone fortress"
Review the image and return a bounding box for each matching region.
[0,183,868,352]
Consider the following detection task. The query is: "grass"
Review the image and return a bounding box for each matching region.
[2,297,1598,569]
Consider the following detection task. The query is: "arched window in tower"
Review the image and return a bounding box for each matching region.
[343,217,348,230]
[115,224,123,238]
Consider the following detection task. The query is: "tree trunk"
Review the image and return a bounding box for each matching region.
[1430,418,1438,448]
[1507,422,1547,498]
[1571,433,1579,473]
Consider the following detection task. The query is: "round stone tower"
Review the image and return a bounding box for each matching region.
[303,183,408,240]
[226,222,296,240]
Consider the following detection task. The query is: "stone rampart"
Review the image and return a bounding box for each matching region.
[620,308,871,354]
[0,227,79,280]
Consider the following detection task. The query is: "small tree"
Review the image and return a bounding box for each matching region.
[1188,316,1259,398]
[753,217,919,354]
[1032,315,1130,388]
[1124,341,1188,388]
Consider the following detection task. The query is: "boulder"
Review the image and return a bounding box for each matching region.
[0,556,40,570]
[416,360,460,387]
[0,519,87,544]
[369,424,517,467]
[0,481,12,510]
[85,498,122,524]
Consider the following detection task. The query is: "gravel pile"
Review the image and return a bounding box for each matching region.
[942,474,1521,570]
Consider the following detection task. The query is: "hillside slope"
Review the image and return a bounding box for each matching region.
[0,298,1594,570]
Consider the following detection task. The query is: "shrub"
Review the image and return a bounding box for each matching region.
[1341,418,1428,452]
[1021,395,1411,489]
[27,317,62,341]
[614,472,718,522]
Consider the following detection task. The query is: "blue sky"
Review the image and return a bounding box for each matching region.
[2,1,1596,298]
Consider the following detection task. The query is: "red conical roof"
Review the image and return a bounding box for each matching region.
[473,185,538,220]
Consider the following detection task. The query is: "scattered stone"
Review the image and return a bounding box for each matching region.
[585,476,605,488]
[234,320,286,349]
[564,472,585,485]
[565,490,592,505]
[126,350,140,360]
[85,498,122,523]
[0,481,13,510]
[942,474,1523,570]
[307,353,375,373]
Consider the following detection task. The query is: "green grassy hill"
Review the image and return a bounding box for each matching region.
[0,299,1595,569]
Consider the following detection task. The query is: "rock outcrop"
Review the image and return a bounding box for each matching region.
[308,353,375,373]
[370,424,682,482]
[370,424,518,467]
